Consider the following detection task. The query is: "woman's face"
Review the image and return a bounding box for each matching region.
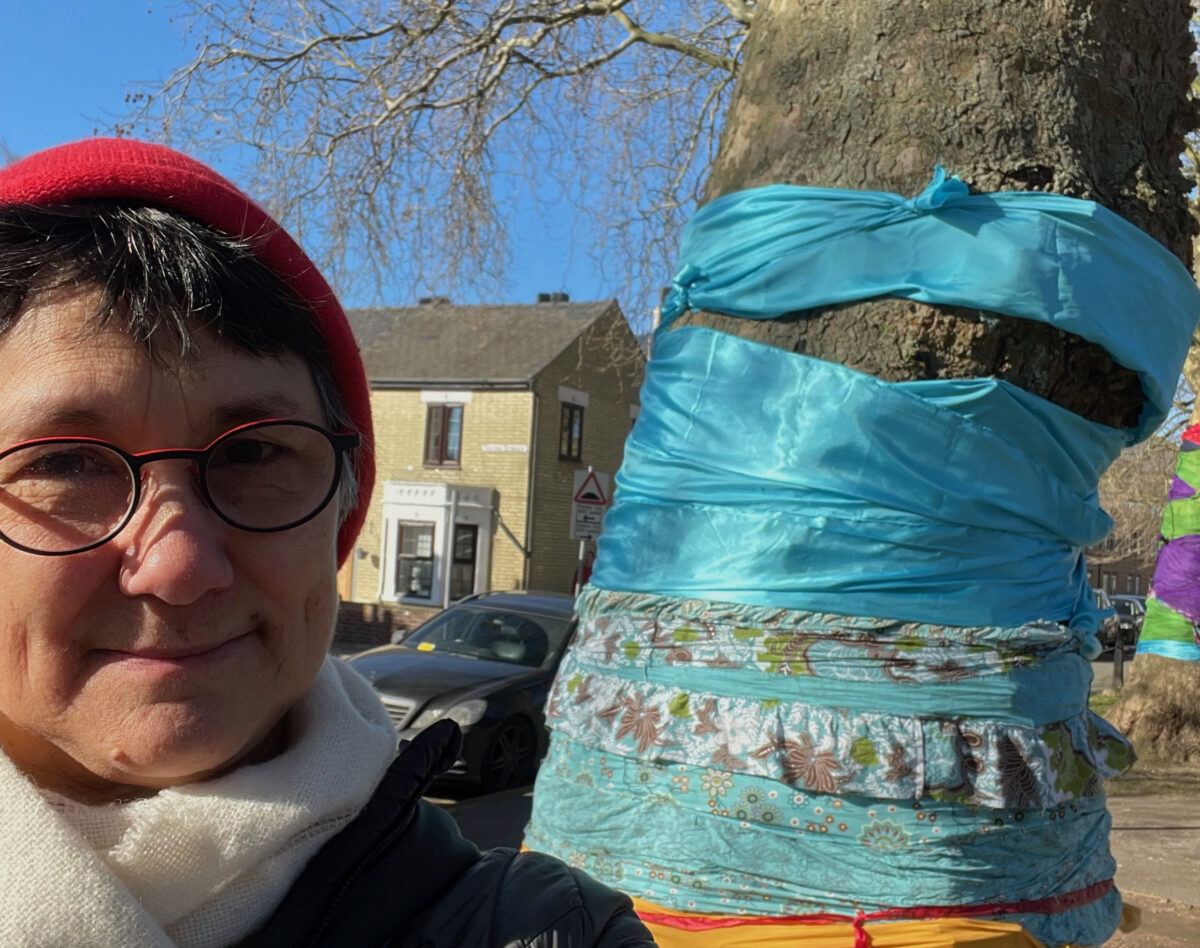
[0,287,341,801]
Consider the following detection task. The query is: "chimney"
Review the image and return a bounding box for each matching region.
[537,292,569,303]
[417,296,451,306]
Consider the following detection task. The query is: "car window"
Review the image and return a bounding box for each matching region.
[405,605,573,667]
[1112,597,1144,617]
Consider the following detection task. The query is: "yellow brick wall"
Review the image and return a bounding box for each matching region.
[339,388,534,601]
[528,306,645,592]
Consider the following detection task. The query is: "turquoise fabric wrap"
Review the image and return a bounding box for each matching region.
[528,173,1199,948]
[661,168,1199,440]
[596,326,1119,636]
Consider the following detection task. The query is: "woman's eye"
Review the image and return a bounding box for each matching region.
[217,439,280,465]
[26,449,119,478]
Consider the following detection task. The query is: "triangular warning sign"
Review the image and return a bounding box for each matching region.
[573,470,608,505]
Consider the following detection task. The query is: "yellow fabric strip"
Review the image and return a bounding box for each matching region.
[630,898,1048,948]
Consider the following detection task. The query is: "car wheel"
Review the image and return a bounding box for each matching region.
[481,717,536,793]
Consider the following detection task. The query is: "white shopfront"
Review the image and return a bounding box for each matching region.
[379,482,497,607]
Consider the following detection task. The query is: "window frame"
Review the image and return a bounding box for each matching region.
[424,403,464,467]
[559,402,584,462]
[396,521,436,600]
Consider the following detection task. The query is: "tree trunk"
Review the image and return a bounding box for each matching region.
[687,0,1200,766]
[677,0,1196,431]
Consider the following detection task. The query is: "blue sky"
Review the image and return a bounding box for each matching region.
[0,2,613,311]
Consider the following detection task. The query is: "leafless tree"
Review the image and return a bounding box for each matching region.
[1091,435,1178,570]
[129,0,752,320]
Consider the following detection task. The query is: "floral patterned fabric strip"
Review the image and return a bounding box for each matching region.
[548,588,1130,809]
[526,588,1130,947]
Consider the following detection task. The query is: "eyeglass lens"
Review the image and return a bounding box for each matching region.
[0,423,340,555]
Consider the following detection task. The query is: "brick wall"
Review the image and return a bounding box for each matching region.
[1087,556,1154,596]
[331,599,441,656]
[339,388,534,601]
[528,306,645,592]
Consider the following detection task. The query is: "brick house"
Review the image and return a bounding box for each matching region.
[1086,555,1154,597]
[336,296,644,641]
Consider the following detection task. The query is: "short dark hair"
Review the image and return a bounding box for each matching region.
[0,201,358,513]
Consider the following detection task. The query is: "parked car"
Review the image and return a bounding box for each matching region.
[1094,590,1143,651]
[1095,589,1119,651]
[349,591,577,791]
[1109,594,1146,649]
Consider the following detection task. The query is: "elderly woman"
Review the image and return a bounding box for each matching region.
[0,139,654,947]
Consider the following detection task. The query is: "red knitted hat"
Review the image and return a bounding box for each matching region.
[0,138,374,565]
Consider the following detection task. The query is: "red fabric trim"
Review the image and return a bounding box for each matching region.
[638,878,1114,939]
[1182,424,1200,444]
[0,138,374,565]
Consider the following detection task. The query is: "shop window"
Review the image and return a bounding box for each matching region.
[424,404,463,466]
[559,403,584,461]
[397,522,435,598]
[449,524,479,601]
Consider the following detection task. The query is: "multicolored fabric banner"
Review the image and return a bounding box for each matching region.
[1139,423,1200,661]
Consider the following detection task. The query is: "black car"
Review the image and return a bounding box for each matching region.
[1095,590,1144,651]
[349,591,577,792]
[1110,594,1146,649]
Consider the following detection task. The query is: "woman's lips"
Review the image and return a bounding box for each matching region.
[97,632,253,671]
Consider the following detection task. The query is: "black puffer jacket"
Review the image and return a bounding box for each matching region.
[237,720,656,947]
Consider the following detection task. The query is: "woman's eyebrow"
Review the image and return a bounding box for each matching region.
[212,395,311,428]
[2,405,108,439]
[0,395,315,444]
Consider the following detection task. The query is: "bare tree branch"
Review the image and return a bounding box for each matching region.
[125,0,748,321]
[713,0,755,27]
[609,9,737,72]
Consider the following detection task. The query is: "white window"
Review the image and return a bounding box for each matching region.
[396,522,435,599]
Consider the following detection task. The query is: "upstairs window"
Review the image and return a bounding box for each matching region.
[559,403,584,461]
[424,404,463,466]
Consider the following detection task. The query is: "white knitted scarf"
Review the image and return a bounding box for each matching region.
[0,656,398,948]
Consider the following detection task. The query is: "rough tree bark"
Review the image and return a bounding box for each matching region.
[678,0,1196,431]
[678,0,1200,765]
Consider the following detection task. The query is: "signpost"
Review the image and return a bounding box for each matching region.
[571,468,610,593]
[571,468,610,540]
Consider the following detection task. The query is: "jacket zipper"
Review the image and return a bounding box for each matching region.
[304,761,444,947]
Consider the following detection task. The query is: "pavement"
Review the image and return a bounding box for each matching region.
[1103,793,1200,946]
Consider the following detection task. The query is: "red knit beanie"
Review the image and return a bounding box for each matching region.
[0,138,373,565]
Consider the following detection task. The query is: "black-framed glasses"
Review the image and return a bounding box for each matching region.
[0,419,360,556]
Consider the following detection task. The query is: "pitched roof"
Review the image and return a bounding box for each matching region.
[348,300,619,384]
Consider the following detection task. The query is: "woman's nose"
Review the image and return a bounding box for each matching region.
[116,467,234,605]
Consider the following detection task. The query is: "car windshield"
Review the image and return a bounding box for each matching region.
[1112,598,1143,617]
[403,604,573,668]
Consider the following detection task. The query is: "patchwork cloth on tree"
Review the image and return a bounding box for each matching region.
[525,172,1200,947]
[1139,422,1200,661]
[525,589,1127,948]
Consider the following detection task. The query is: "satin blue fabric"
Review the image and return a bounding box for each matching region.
[660,168,1200,439]
[595,326,1120,635]
[1138,639,1200,661]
